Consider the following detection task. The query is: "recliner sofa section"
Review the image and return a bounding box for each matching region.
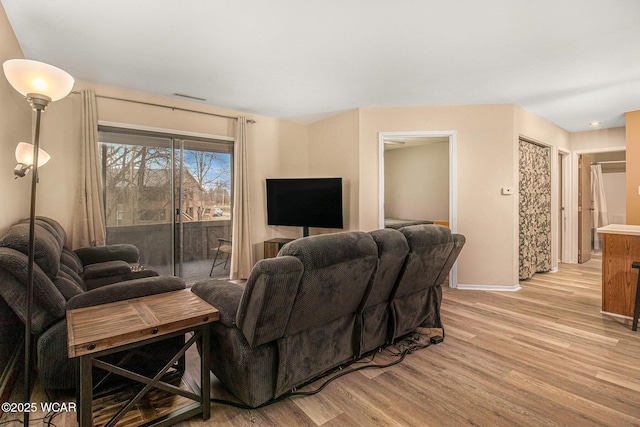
[192,224,465,408]
[0,217,185,390]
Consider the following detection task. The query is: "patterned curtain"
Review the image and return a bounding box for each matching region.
[519,139,551,280]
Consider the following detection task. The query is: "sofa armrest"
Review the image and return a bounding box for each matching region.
[65,276,185,310]
[191,280,244,328]
[83,269,159,291]
[74,244,139,266]
[82,260,132,280]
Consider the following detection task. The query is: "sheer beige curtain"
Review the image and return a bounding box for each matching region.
[230,116,253,279]
[71,89,106,249]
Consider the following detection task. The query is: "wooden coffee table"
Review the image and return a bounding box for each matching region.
[67,289,219,427]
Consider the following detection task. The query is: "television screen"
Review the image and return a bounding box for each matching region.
[266,178,343,230]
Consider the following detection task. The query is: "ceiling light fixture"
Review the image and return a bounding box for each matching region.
[590,121,602,127]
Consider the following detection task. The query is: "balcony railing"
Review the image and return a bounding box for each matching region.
[106,219,231,283]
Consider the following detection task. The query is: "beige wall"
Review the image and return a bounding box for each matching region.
[354,105,571,288]
[570,126,627,152]
[0,5,32,234]
[359,105,518,287]
[515,106,571,151]
[384,142,449,221]
[603,172,627,224]
[627,111,640,224]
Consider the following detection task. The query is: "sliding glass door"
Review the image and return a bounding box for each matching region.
[176,139,232,281]
[99,128,233,283]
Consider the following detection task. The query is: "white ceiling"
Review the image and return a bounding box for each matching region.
[3,0,640,132]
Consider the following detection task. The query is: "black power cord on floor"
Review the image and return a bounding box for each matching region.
[211,329,443,410]
[0,330,445,422]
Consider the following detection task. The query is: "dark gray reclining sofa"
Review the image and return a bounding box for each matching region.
[191,224,465,407]
[0,217,185,390]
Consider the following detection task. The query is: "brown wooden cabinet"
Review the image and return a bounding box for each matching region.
[599,225,640,317]
[264,238,294,258]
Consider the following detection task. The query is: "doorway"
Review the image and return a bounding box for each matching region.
[378,131,458,286]
[576,150,627,262]
[98,127,234,283]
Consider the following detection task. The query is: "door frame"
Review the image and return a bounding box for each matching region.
[569,146,626,264]
[559,148,571,264]
[378,130,458,287]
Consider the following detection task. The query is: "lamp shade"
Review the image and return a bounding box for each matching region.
[3,59,74,101]
[15,142,50,167]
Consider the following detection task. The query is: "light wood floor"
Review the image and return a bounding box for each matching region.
[3,258,640,426]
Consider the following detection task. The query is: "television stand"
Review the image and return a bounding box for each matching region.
[264,238,295,259]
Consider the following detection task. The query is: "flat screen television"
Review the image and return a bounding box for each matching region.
[266,178,343,236]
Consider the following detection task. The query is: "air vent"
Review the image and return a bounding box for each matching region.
[173,93,207,101]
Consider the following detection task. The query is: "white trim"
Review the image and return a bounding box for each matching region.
[570,146,626,264]
[456,283,522,292]
[378,130,458,287]
[98,120,235,142]
[559,148,572,263]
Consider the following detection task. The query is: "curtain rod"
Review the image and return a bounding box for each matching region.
[591,160,625,165]
[70,91,256,123]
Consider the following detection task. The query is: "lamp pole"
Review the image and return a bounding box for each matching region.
[3,58,74,427]
[23,103,44,427]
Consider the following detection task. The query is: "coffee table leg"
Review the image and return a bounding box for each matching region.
[201,325,211,420]
[79,355,93,427]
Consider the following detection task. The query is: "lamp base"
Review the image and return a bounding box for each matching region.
[26,93,51,111]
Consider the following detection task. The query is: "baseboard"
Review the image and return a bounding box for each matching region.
[0,338,22,415]
[600,310,632,321]
[456,283,522,292]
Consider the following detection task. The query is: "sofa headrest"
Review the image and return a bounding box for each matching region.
[399,224,453,248]
[18,216,67,249]
[394,224,455,298]
[0,223,61,280]
[366,229,410,307]
[279,231,378,270]
[279,231,379,335]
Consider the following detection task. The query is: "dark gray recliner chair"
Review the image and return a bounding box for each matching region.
[20,216,158,290]
[0,219,185,390]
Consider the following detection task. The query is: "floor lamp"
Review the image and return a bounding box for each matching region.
[2,59,74,426]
